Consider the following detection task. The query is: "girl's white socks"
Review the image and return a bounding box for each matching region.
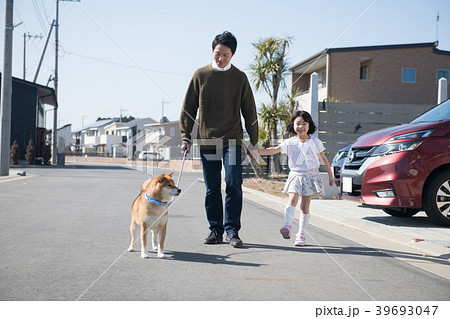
[284,205,295,225]
[298,213,310,236]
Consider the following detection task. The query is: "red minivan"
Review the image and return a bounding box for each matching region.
[340,100,450,226]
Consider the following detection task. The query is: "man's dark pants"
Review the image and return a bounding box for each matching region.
[200,144,242,236]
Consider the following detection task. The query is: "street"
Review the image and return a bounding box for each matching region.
[0,163,449,301]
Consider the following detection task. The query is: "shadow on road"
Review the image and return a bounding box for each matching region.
[166,250,266,267]
[240,243,450,266]
[363,216,444,229]
[66,164,133,171]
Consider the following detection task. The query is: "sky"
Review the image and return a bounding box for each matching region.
[1,0,449,131]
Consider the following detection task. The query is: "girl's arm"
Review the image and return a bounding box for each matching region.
[250,145,282,157]
[319,151,335,187]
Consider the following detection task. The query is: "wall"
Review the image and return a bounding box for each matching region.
[318,102,434,162]
[328,46,450,105]
[11,82,38,160]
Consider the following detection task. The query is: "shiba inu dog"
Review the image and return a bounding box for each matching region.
[128,172,181,258]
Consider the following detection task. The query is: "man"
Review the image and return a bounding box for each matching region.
[179,31,258,247]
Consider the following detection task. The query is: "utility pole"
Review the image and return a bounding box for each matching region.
[436,11,440,44]
[52,0,80,165]
[34,20,55,83]
[52,0,60,165]
[81,115,89,129]
[120,108,128,122]
[23,33,43,80]
[0,0,13,176]
[161,98,170,123]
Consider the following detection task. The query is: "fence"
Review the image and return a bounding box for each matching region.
[318,102,434,162]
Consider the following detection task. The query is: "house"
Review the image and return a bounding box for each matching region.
[0,74,57,161]
[78,119,118,155]
[290,42,450,106]
[102,121,127,156]
[117,118,157,158]
[57,124,73,153]
[139,120,199,160]
[71,117,157,158]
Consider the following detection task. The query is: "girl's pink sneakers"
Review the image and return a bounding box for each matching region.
[280,224,292,239]
[294,234,306,246]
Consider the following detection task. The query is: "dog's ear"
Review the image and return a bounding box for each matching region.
[158,174,166,183]
[167,171,174,177]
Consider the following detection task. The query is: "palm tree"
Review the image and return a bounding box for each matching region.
[287,86,301,117]
[250,36,292,173]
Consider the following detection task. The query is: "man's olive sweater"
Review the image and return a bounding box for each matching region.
[179,64,258,149]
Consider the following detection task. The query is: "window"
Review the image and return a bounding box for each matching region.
[437,69,449,82]
[320,71,326,86]
[359,58,372,80]
[402,68,416,83]
[170,127,175,137]
[360,66,368,80]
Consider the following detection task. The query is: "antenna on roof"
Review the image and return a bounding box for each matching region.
[435,11,439,45]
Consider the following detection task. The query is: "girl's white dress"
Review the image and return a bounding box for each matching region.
[280,136,325,196]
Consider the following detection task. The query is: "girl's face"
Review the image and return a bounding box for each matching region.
[293,116,310,136]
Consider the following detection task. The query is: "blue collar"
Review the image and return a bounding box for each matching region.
[145,193,167,206]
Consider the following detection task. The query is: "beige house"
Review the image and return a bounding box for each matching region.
[290,42,450,106]
[142,120,199,159]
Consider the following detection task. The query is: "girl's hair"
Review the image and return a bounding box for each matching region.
[287,110,317,135]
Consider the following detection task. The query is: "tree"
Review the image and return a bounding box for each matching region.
[10,140,19,165]
[287,86,301,117]
[250,36,293,173]
[25,139,35,165]
[258,102,285,146]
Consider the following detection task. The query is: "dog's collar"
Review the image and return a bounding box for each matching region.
[145,193,167,206]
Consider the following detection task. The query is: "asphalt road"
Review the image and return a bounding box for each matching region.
[0,163,449,301]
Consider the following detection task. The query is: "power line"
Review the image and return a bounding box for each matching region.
[63,50,191,77]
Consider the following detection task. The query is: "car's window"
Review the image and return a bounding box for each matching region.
[410,99,450,123]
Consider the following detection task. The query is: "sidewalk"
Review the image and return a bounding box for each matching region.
[243,186,450,280]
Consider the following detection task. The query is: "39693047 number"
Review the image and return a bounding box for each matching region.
[375,305,438,316]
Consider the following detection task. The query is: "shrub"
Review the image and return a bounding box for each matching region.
[25,139,35,165]
[10,140,19,165]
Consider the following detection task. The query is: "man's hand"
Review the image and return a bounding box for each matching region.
[248,149,259,159]
[181,143,191,154]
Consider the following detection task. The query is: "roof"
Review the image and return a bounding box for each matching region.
[290,42,447,72]
[116,117,157,129]
[80,119,117,131]
[7,76,58,107]
[145,120,179,127]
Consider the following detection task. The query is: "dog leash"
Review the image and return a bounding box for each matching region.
[168,149,188,206]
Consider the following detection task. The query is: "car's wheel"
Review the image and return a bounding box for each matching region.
[423,169,450,227]
[382,207,420,217]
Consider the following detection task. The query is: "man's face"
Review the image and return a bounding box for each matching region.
[213,44,233,69]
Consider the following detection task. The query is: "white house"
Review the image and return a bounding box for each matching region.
[57,124,73,153]
[79,119,117,154]
[118,118,157,158]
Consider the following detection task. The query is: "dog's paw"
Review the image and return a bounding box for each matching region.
[157,252,165,258]
[141,253,150,259]
[127,246,135,252]
[151,245,158,251]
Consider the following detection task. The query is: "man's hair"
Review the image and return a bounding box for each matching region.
[212,31,237,55]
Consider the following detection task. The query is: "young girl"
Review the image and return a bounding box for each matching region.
[251,110,334,246]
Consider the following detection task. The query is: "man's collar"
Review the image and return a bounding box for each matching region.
[211,61,232,71]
